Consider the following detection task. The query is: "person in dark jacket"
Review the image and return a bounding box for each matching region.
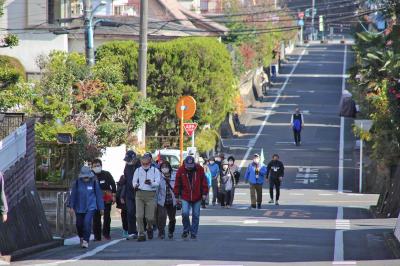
[0,172,8,223]
[120,150,140,240]
[68,166,104,248]
[116,175,128,238]
[91,159,116,241]
[174,156,209,240]
[266,154,285,205]
[291,108,305,146]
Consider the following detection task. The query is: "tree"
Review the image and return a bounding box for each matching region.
[96,38,237,152]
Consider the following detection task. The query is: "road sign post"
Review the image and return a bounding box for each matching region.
[184,123,198,148]
[176,96,196,165]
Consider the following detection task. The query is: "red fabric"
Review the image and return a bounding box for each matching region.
[174,164,209,202]
[103,191,113,203]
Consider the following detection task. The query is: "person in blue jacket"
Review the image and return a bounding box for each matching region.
[68,166,104,248]
[202,161,212,208]
[208,157,220,206]
[244,153,268,209]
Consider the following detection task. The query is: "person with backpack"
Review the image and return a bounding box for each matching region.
[132,152,161,242]
[208,157,220,206]
[244,154,268,209]
[91,159,116,241]
[68,166,104,248]
[227,156,240,206]
[116,175,128,238]
[266,154,285,206]
[156,161,177,240]
[219,160,235,208]
[0,172,8,223]
[174,156,209,240]
[291,107,305,146]
[120,150,140,240]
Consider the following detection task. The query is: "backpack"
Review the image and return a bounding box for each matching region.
[293,119,301,132]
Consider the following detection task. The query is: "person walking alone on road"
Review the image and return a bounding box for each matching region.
[208,157,220,206]
[133,153,161,242]
[244,154,267,209]
[68,166,104,248]
[174,156,209,240]
[92,159,116,241]
[116,175,128,238]
[120,150,140,240]
[291,107,305,146]
[156,161,177,240]
[219,160,234,208]
[266,154,285,206]
[227,156,240,206]
[0,172,8,223]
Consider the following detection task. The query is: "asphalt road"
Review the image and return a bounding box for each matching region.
[12,44,400,266]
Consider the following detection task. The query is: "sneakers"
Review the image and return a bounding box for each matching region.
[257,203,262,209]
[127,233,138,240]
[104,235,111,240]
[275,201,279,205]
[182,232,189,240]
[168,232,174,239]
[137,234,146,242]
[158,232,165,240]
[250,204,256,209]
[81,240,89,248]
[122,231,129,238]
[190,234,197,240]
[268,199,274,204]
[147,230,154,240]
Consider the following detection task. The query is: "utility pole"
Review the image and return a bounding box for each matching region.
[138,0,149,147]
[311,0,315,40]
[83,0,95,66]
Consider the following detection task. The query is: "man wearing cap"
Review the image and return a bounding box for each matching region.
[244,153,268,209]
[121,150,141,240]
[174,156,209,240]
[132,152,161,241]
[0,171,8,224]
[68,166,104,248]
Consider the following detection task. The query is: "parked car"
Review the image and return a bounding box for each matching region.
[152,149,188,170]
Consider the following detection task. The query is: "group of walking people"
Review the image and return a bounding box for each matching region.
[67,152,209,248]
[67,148,285,249]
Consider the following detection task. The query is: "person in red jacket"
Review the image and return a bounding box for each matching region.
[174,156,208,240]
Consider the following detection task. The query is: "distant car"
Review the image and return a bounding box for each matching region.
[152,149,188,170]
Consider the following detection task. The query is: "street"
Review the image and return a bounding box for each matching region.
[13,44,399,266]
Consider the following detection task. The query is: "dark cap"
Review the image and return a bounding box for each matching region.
[124,150,137,162]
[253,153,260,158]
[142,152,152,160]
[184,156,195,169]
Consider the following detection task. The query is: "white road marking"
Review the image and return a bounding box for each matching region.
[279,74,350,78]
[33,239,124,266]
[246,238,281,241]
[239,46,308,170]
[290,193,305,196]
[338,45,347,194]
[319,193,334,196]
[243,220,259,224]
[332,261,357,265]
[334,206,345,261]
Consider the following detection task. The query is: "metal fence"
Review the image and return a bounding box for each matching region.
[0,112,25,140]
[56,192,75,237]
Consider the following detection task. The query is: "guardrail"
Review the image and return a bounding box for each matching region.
[56,191,75,237]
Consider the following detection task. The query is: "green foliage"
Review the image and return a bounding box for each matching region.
[35,121,77,143]
[97,121,128,146]
[96,38,237,141]
[195,129,218,153]
[4,34,19,48]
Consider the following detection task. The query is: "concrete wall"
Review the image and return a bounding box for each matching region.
[0,32,68,74]
[0,120,53,255]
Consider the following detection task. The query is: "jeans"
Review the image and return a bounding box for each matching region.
[182,200,201,236]
[269,178,281,201]
[293,129,301,144]
[76,210,95,242]
[211,179,219,204]
[93,202,112,240]
[126,196,137,234]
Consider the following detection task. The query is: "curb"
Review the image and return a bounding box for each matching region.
[383,232,400,259]
[1,239,64,262]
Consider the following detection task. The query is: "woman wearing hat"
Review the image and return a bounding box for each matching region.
[219,160,235,208]
[68,166,104,248]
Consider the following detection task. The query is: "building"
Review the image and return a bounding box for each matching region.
[0,0,227,77]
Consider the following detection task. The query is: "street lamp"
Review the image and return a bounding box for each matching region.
[84,0,107,66]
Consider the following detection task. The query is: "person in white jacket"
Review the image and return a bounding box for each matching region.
[132,152,161,242]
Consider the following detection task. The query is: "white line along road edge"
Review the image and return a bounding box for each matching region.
[334,45,348,263]
[239,46,309,170]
